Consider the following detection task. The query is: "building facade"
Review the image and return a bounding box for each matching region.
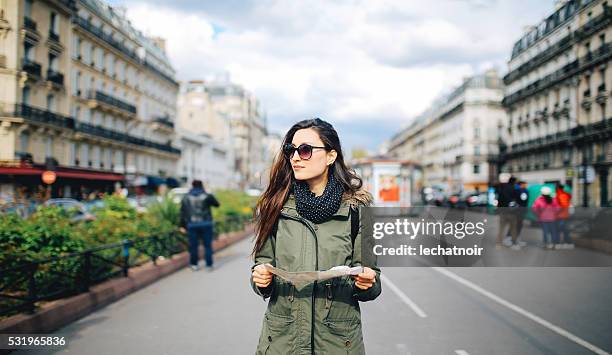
[500,0,611,207]
[175,128,235,190]
[179,78,269,190]
[0,0,180,201]
[388,70,505,193]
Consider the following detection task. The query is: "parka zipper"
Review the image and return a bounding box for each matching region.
[280,212,319,355]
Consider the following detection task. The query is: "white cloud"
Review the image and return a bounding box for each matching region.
[113,0,554,150]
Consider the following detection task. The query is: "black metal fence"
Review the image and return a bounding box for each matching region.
[0,215,251,318]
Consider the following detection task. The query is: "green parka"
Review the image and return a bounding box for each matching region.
[250,189,382,355]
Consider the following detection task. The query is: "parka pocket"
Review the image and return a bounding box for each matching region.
[257,312,295,355]
[323,317,365,355]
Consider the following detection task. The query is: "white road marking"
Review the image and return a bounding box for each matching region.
[455,350,470,355]
[432,267,611,355]
[381,274,427,318]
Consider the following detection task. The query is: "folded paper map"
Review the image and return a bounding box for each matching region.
[263,264,363,288]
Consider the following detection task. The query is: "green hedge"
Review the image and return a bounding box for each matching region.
[0,191,254,317]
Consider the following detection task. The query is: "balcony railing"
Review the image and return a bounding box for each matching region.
[21,59,41,78]
[46,69,64,86]
[506,7,612,85]
[9,103,75,129]
[88,90,137,114]
[154,116,174,129]
[77,122,181,155]
[503,43,612,107]
[23,17,37,31]
[48,31,60,43]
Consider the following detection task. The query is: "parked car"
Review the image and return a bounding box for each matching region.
[463,191,488,207]
[44,198,95,222]
[422,186,447,206]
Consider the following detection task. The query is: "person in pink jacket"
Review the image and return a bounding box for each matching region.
[531,186,560,249]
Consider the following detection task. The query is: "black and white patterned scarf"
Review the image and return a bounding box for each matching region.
[292,170,344,223]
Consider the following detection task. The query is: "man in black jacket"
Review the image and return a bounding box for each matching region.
[496,175,522,250]
[179,180,220,271]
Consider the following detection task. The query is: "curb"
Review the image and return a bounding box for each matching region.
[0,225,254,338]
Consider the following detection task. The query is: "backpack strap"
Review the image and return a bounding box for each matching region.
[350,206,359,249]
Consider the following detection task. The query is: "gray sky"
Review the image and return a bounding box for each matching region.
[107,0,554,154]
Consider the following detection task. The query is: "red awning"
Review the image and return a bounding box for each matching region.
[0,166,124,181]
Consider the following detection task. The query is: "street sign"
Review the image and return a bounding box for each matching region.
[42,171,57,185]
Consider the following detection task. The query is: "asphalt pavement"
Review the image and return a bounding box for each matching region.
[14,230,612,355]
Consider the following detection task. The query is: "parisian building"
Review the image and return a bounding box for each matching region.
[499,0,611,207]
[179,78,269,190]
[176,80,237,190]
[387,70,505,193]
[0,0,181,201]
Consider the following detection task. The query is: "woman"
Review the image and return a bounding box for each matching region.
[531,186,560,249]
[250,118,381,355]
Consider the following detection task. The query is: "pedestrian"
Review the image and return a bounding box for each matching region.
[496,175,522,250]
[514,180,529,246]
[250,118,381,355]
[179,180,220,271]
[532,186,560,249]
[555,182,574,249]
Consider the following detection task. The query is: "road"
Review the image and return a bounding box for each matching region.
[15,235,612,355]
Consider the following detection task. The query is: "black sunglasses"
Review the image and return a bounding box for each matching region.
[283,143,328,160]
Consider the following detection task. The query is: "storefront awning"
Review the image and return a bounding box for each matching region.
[0,165,124,181]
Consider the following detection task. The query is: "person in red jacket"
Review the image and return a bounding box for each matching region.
[555,182,574,249]
[532,186,560,249]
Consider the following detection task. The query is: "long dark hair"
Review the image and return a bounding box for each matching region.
[251,118,362,256]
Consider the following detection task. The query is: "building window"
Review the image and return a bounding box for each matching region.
[24,0,33,18]
[83,108,91,123]
[474,145,480,156]
[48,53,57,71]
[80,143,89,167]
[22,86,31,104]
[95,47,104,70]
[73,70,81,95]
[93,146,100,168]
[50,12,58,36]
[84,41,92,65]
[45,136,53,158]
[24,42,34,61]
[70,142,78,165]
[19,131,29,153]
[74,36,81,59]
[46,94,55,111]
[473,164,480,174]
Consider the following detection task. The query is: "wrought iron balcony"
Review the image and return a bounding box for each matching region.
[88,90,137,115]
[154,116,174,129]
[21,59,41,78]
[10,103,75,129]
[23,17,37,31]
[76,122,181,155]
[46,69,64,86]
[48,31,60,43]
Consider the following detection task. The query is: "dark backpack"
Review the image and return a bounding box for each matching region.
[272,206,360,248]
[187,193,211,223]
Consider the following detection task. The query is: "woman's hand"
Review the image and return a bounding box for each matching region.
[252,263,273,288]
[352,267,377,290]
